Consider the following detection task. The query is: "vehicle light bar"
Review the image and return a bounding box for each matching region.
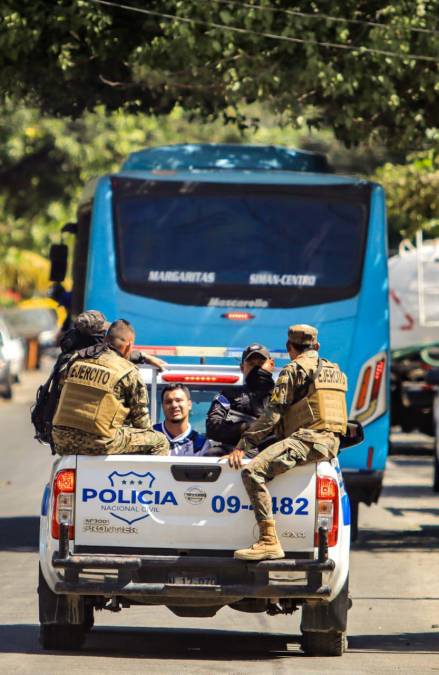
[221,312,255,321]
[135,345,289,359]
[161,374,240,384]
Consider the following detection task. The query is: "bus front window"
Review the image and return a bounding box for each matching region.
[113,178,370,308]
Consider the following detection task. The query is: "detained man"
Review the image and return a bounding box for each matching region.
[154,383,211,456]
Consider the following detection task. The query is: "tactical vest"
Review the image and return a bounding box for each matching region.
[280,353,348,437]
[52,350,136,438]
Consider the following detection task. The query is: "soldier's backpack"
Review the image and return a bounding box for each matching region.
[31,354,71,454]
[31,342,109,452]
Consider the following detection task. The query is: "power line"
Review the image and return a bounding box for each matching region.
[88,0,439,63]
[209,0,439,38]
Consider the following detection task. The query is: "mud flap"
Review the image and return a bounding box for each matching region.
[38,565,85,625]
[301,575,349,632]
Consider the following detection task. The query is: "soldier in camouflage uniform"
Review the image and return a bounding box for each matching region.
[52,319,169,456]
[228,325,347,561]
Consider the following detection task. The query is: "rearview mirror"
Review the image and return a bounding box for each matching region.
[49,244,68,282]
[339,420,364,449]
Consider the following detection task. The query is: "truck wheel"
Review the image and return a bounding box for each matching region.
[301,630,346,656]
[301,576,350,656]
[40,624,86,651]
[38,565,86,650]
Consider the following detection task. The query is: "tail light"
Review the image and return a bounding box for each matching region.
[161,374,240,384]
[351,352,387,425]
[51,469,75,539]
[315,476,339,547]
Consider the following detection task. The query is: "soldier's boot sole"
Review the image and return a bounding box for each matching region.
[234,546,285,561]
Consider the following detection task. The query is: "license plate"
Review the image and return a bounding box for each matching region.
[166,575,217,586]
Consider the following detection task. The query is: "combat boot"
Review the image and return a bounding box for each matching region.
[234,519,285,561]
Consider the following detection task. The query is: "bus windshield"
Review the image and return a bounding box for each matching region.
[113,178,370,308]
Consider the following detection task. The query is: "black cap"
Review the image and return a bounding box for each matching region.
[241,343,270,364]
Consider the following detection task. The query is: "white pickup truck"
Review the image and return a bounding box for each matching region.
[38,362,352,657]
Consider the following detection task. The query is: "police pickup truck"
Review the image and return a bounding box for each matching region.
[38,360,352,657]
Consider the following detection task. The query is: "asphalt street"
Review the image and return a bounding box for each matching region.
[0,366,438,674]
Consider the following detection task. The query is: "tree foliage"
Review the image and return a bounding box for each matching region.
[1,0,439,149]
[0,101,310,270]
[374,150,439,246]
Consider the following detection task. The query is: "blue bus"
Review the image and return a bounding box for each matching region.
[52,143,389,537]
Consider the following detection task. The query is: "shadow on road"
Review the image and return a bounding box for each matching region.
[0,624,438,659]
[353,525,439,552]
[389,435,433,456]
[348,632,439,654]
[0,517,39,551]
[0,624,298,660]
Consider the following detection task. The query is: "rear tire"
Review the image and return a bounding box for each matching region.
[301,630,346,656]
[40,624,86,651]
[38,564,86,650]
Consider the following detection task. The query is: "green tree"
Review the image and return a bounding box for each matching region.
[0,101,308,262]
[374,150,439,247]
[1,0,438,149]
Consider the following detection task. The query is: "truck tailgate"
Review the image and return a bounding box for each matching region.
[74,455,316,552]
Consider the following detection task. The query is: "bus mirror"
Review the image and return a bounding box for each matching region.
[49,244,68,282]
[61,222,78,235]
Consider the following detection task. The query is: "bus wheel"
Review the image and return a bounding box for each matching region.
[350,500,359,542]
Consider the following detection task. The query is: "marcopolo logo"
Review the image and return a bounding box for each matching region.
[81,471,178,525]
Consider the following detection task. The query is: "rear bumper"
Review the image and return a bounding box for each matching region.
[51,524,335,602]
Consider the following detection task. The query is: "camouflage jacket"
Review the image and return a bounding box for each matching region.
[62,346,151,429]
[236,350,337,455]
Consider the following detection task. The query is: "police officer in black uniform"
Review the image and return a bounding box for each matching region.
[206,344,275,453]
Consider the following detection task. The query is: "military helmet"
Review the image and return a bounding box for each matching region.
[288,324,318,347]
[74,310,109,335]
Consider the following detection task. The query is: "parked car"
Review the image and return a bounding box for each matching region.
[0,339,13,399]
[0,314,26,382]
[3,307,59,360]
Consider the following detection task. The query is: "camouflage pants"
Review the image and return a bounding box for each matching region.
[52,426,169,456]
[241,437,322,522]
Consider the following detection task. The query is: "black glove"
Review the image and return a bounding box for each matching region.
[130,350,148,365]
[339,420,364,449]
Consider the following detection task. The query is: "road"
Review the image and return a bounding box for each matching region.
[0,366,438,674]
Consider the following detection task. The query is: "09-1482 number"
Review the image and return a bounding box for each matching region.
[211,495,309,515]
